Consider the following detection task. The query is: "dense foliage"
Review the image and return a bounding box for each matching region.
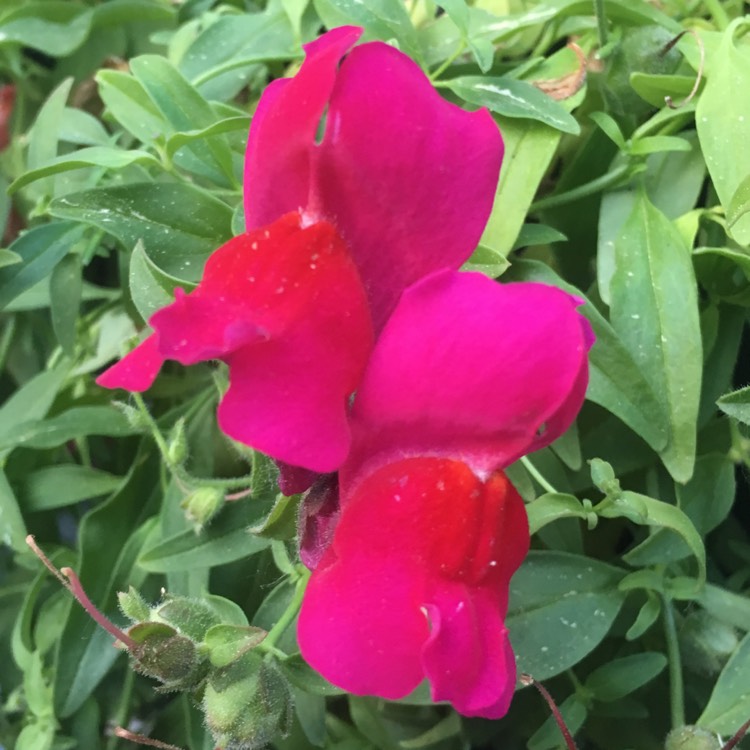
[1,1,750,749]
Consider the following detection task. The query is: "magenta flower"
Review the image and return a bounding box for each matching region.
[297,270,593,718]
[98,26,503,475]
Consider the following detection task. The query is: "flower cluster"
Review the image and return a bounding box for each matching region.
[99,27,592,719]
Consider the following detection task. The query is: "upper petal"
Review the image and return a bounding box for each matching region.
[344,270,593,487]
[315,42,503,329]
[243,27,363,229]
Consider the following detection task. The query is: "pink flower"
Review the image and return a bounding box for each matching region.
[97,27,503,474]
[298,270,593,718]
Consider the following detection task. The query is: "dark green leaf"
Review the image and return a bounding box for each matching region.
[584,652,667,701]
[50,254,82,356]
[22,465,123,511]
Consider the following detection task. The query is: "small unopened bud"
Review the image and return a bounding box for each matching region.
[118,586,151,622]
[112,401,150,431]
[166,418,187,466]
[590,458,621,497]
[128,622,206,691]
[181,487,224,529]
[154,596,221,641]
[203,653,292,750]
[665,726,721,750]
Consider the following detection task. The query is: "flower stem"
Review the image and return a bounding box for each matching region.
[263,567,310,652]
[521,674,578,750]
[521,456,558,495]
[593,0,608,49]
[530,163,631,212]
[661,594,685,729]
[429,41,467,82]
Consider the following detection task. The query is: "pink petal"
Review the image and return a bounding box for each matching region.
[423,586,517,718]
[100,212,373,473]
[244,27,363,229]
[96,334,164,392]
[344,270,593,487]
[298,457,528,717]
[315,43,503,330]
[276,461,320,496]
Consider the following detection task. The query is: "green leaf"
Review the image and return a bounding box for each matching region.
[698,584,750,633]
[250,493,301,541]
[0,222,88,311]
[0,406,140,452]
[139,499,272,572]
[0,3,93,56]
[0,248,21,269]
[610,191,701,482]
[280,654,346,696]
[698,632,750,735]
[727,173,750,228]
[584,652,667,702]
[696,18,750,245]
[48,183,232,280]
[507,551,626,680]
[22,465,123,511]
[589,111,627,150]
[526,492,593,535]
[718,384,750,424]
[447,76,580,134]
[129,239,194,323]
[599,490,706,593]
[9,147,161,194]
[0,361,69,461]
[50,253,82,356]
[0,469,27,553]
[480,121,561,261]
[130,55,236,184]
[96,69,169,143]
[630,72,699,109]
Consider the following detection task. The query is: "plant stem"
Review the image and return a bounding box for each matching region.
[521,456,558,495]
[661,594,686,729]
[263,567,310,652]
[704,0,730,30]
[530,163,631,212]
[429,41,466,81]
[593,0,608,49]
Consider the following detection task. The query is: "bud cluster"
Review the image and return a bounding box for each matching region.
[117,588,292,749]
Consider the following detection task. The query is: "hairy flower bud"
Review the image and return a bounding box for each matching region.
[203,652,292,750]
[665,726,721,750]
[181,487,225,529]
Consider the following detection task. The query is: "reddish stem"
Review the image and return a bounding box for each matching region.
[723,717,750,750]
[521,674,578,750]
[26,535,138,652]
[114,727,185,750]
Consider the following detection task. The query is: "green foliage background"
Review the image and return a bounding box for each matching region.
[1,0,750,749]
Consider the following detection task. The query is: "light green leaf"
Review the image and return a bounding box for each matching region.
[610,191,701,482]
[0,3,93,56]
[507,552,626,680]
[727,173,750,227]
[96,70,169,143]
[698,632,750,735]
[698,584,750,633]
[526,493,593,535]
[130,54,236,184]
[0,222,88,311]
[447,76,580,134]
[9,147,160,194]
[48,183,232,280]
[480,122,561,261]
[696,18,750,244]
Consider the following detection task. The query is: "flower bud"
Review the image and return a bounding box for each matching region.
[154,595,222,641]
[203,652,292,750]
[665,726,721,750]
[112,400,150,431]
[167,418,188,466]
[181,487,224,529]
[680,610,739,676]
[127,622,207,691]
